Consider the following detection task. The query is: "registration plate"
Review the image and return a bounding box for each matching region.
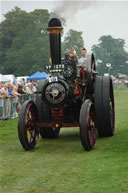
[48,77,58,83]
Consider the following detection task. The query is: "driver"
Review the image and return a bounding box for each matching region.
[68,49,73,60]
[78,48,87,67]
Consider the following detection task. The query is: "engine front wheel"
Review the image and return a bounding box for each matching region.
[18,100,39,150]
[36,93,60,138]
[79,99,96,151]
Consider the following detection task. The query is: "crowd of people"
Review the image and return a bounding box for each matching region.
[0,80,41,119]
[113,73,128,84]
[0,80,40,99]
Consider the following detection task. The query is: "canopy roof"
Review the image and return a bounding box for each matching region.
[27,71,49,81]
[0,74,10,82]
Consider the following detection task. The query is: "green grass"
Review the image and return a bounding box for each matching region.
[0,89,128,193]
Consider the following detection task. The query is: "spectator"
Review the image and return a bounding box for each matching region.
[32,83,37,93]
[7,83,20,118]
[0,87,5,99]
[21,81,26,92]
[8,83,21,97]
[37,80,40,84]
[8,83,13,96]
[0,83,9,98]
[0,83,10,119]
[25,83,33,94]
[0,87,4,118]
[18,84,26,94]
[13,85,21,97]
[3,83,11,119]
[3,83,10,98]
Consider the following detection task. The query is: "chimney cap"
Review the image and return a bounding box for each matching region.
[48,18,61,28]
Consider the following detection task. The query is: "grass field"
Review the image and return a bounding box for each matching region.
[0,89,128,193]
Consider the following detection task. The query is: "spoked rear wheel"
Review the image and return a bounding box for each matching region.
[86,53,96,82]
[95,76,115,137]
[86,53,96,94]
[79,99,96,151]
[18,100,39,150]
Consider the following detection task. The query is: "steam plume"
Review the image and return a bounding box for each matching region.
[52,0,94,20]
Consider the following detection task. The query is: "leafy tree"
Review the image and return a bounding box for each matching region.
[62,29,84,58]
[92,35,128,76]
[0,7,50,76]
[0,7,85,76]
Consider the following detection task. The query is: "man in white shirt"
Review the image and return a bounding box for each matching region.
[78,48,87,67]
[25,83,33,94]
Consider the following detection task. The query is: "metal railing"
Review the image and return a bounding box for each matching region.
[0,94,36,120]
[113,82,128,90]
[0,83,128,120]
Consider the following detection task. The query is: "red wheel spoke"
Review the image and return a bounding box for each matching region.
[80,99,96,151]
[88,105,96,147]
[18,101,39,150]
[29,130,34,142]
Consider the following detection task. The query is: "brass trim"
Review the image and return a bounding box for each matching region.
[48,27,63,34]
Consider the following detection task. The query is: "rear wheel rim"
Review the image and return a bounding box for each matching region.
[110,82,115,134]
[86,103,96,147]
[24,103,39,148]
[80,100,96,151]
[91,60,96,81]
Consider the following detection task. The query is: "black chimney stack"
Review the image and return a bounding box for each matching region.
[48,18,63,65]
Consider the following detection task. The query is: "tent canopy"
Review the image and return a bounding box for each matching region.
[27,71,49,81]
[0,74,10,82]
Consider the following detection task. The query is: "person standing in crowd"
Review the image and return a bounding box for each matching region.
[78,48,87,67]
[0,84,4,119]
[25,83,33,94]
[13,85,21,97]
[21,81,26,92]
[17,84,26,94]
[36,80,40,89]
[0,83,10,119]
[0,84,5,99]
[37,80,40,84]
[2,83,10,98]
[3,83,10,119]
[8,83,21,118]
[32,82,38,93]
[8,83,13,96]
[8,83,21,97]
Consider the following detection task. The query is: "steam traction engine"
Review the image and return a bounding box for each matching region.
[18,18,115,151]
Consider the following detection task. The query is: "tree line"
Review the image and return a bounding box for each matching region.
[0,7,128,76]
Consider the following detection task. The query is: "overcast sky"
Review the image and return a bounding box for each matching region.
[1,0,128,52]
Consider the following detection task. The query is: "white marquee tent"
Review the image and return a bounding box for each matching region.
[0,74,9,82]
